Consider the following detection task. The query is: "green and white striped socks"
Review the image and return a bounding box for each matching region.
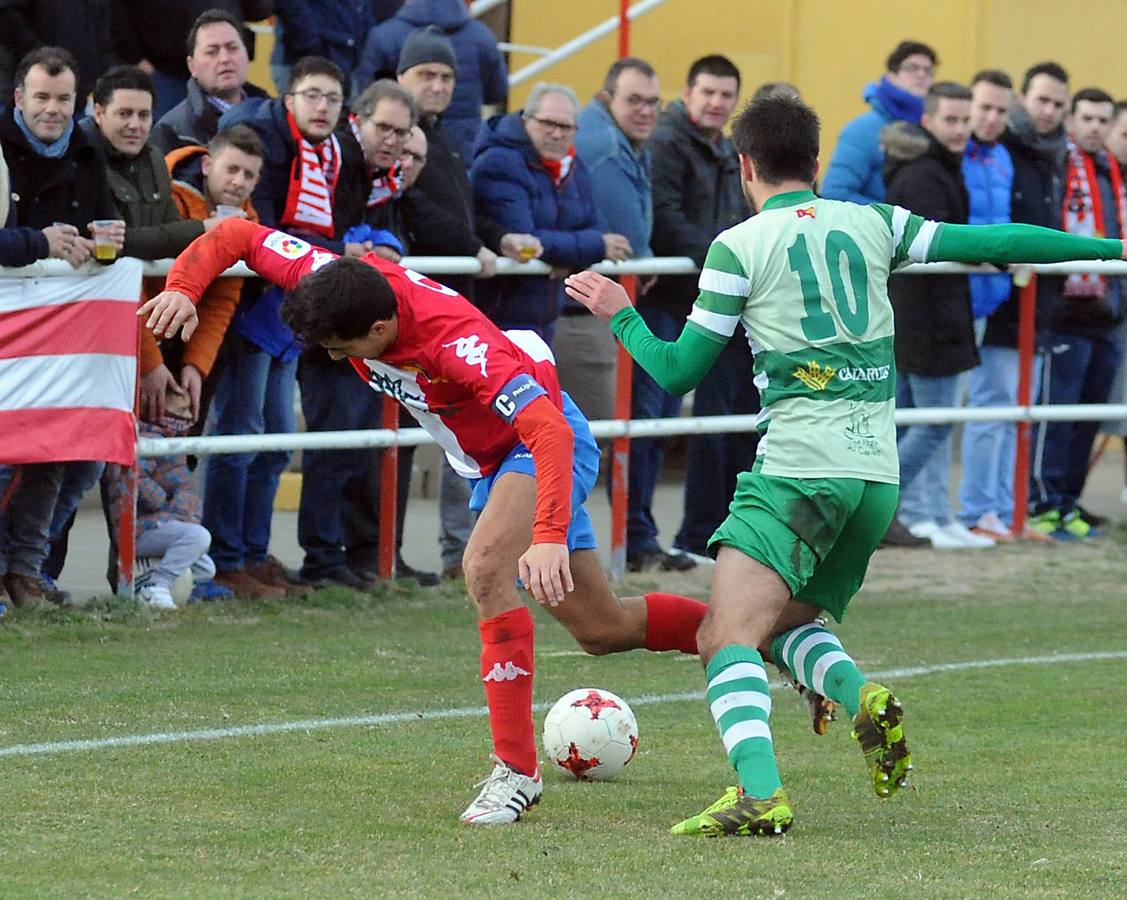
[705,645,781,799]
[772,623,867,717]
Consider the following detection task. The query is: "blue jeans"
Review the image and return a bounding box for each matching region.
[150,69,188,122]
[1030,333,1122,514]
[958,346,1043,526]
[203,336,297,571]
[618,307,683,555]
[296,354,383,576]
[674,336,760,554]
[896,371,965,526]
[42,460,106,578]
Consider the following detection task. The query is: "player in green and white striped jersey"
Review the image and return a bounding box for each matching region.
[565,95,1126,837]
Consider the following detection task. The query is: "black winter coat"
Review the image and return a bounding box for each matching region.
[983,125,1066,351]
[646,100,748,318]
[151,77,271,155]
[0,107,117,231]
[883,123,978,377]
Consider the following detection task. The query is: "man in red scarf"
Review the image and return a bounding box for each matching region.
[1029,87,1127,538]
[203,56,368,598]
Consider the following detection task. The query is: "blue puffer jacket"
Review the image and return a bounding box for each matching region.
[821,84,894,204]
[962,137,1014,318]
[470,112,605,342]
[274,0,374,87]
[354,0,508,160]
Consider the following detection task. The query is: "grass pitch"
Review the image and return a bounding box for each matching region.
[2,529,1126,898]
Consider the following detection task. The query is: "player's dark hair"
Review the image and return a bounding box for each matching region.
[731,95,820,185]
[1071,86,1114,114]
[15,46,78,89]
[752,81,801,103]
[186,8,246,56]
[924,80,972,116]
[686,54,740,91]
[92,65,156,108]
[971,69,1012,91]
[886,40,938,72]
[1114,100,1127,120]
[1021,61,1069,94]
[281,257,398,343]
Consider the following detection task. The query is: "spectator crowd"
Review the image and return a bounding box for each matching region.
[2,7,1127,613]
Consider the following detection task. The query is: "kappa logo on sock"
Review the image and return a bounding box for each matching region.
[482,661,531,683]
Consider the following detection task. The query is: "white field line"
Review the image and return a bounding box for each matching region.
[1,650,1124,760]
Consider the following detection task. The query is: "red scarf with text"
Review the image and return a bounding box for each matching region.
[348,113,404,208]
[1062,140,1127,298]
[281,110,341,238]
[540,145,575,186]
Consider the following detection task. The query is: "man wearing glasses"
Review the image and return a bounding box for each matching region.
[201,55,369,598]
[822,39,939,205]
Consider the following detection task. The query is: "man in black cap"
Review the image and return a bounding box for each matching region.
[396,25,539,580]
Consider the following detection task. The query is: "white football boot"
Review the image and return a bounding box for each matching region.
[460,755,542,825]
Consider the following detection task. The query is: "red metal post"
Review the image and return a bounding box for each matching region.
[609,275,636,582]
[618,0,630,57]
[1011,273,1037,537]
[378,396,399,580]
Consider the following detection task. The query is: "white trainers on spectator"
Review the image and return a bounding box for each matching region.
[137,582,177,610]
[907,520,967,549]
[940,520,996,548]
[971,512,1016,543]
[460,756,542,825]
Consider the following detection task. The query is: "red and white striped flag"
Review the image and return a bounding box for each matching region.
[0,259,142,466]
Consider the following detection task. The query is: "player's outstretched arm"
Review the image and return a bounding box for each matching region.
[564,270,726,395]
[931,222,1126,266]
[511,396,575,607]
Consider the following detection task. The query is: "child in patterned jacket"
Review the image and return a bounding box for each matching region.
[131,389,231,608]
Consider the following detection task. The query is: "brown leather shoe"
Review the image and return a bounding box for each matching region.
[441,564,464,580]
[213,567,286,599]
[4,572,47,607]
[245,556,310,596]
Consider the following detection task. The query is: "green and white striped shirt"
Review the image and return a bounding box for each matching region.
[687,190,942,483]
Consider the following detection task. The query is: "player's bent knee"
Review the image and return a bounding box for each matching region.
[462,545,514,605]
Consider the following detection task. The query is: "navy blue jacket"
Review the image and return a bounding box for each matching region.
[274,0,373,87]
[355,0,508,160]
[0,213,48,267]
[470,112,604,341]
[218,97,366,358]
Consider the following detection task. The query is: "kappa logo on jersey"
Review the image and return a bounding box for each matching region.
[482,661,531,683]
[796,206,816,219]
[310,250,335,271]
[443,334,489,378]
[263,231,311,259]
[793,359,836,390]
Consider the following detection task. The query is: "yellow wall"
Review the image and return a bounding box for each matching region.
[510,0,1127,163]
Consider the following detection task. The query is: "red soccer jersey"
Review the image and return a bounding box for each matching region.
[164,220,575,541]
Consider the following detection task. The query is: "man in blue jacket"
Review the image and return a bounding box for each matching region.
[956,70,1020,541]
[822,40,938,204]
[470,82,630,344]
[355,0,508,160]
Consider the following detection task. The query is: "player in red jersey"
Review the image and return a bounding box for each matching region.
[140,218,709,824]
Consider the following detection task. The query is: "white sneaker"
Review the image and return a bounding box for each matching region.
[670,548,715,567]
[907,520,966,550]
[972,512,1015,542]
[137,582,177,610]
[940,520,996,548]
[460,756,543,825]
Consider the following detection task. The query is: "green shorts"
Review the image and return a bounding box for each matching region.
[707,465,898,623]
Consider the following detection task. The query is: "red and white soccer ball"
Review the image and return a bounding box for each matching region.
[542,688,639,781]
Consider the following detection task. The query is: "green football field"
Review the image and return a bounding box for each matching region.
[2,531,1125,898]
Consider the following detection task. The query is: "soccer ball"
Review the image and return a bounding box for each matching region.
[542,688,639,781]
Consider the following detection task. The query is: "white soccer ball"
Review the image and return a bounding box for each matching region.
[542,688,639,781]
